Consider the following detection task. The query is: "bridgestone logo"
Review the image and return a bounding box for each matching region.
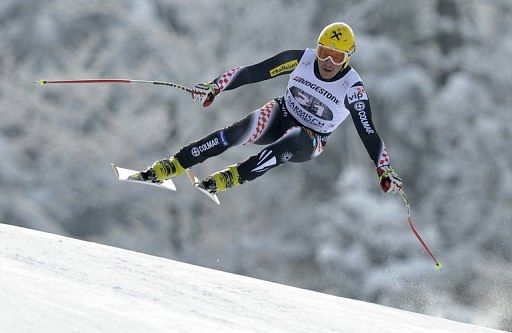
[191,138,220,157]
[293,76,340,105]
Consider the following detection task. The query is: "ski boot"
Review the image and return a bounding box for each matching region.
[200,165,242,193]
[134,157,185,183]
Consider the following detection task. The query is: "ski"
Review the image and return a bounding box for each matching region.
[185,169,221,205]
[111,163,220,205]
[111,163,176,191]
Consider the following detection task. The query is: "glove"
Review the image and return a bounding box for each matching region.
[192,81,220,107]
[377,165,403,194]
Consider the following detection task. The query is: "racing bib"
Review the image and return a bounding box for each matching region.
[284,49,361,133]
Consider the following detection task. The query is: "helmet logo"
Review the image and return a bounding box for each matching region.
[330,30,342,40]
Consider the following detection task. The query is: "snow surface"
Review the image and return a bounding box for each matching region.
[0,224,506,333]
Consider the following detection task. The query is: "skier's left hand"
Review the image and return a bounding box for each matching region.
[377,165,402,194]
[192,81,220,107]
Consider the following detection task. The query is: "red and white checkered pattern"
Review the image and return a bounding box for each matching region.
[247,101,275,143]
[216,67,239,92]
[378,146,390,167]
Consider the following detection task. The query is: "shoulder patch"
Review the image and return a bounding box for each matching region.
[346,85,368,103]
[269,59,298,77]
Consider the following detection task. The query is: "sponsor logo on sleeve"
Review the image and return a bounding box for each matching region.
[356,109,375,134]
[269,60,298,77]
[354,101,365,111]
[347,85,368,103]
[191,138,220,157]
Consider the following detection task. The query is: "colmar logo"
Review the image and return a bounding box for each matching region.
[354,101,365,111]
[191,138,220,157]
[357,110,375,134]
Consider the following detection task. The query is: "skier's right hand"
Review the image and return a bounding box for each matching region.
[192,81,220,107]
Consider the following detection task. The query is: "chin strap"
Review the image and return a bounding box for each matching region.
[342,58,350,69]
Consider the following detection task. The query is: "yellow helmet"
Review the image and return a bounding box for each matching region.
[317,22,356,68]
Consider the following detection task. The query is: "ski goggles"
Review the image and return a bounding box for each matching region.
[316,44,350,65]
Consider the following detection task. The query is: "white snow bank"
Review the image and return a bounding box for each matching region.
[0,224,505,333]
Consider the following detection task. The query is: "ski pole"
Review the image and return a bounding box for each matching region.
[35,79,194,94]
[399,189,442,271]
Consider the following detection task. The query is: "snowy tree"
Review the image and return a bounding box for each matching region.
[1,0,511,329]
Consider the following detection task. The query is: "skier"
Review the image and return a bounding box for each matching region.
[138,22,402,195]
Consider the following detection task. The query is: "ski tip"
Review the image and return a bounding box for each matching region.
[110,163,120,178]
[193,181,205,190]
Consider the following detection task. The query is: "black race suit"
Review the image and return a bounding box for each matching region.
[174,49,390,183]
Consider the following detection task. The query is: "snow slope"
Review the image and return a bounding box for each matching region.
[0,224,506,333]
